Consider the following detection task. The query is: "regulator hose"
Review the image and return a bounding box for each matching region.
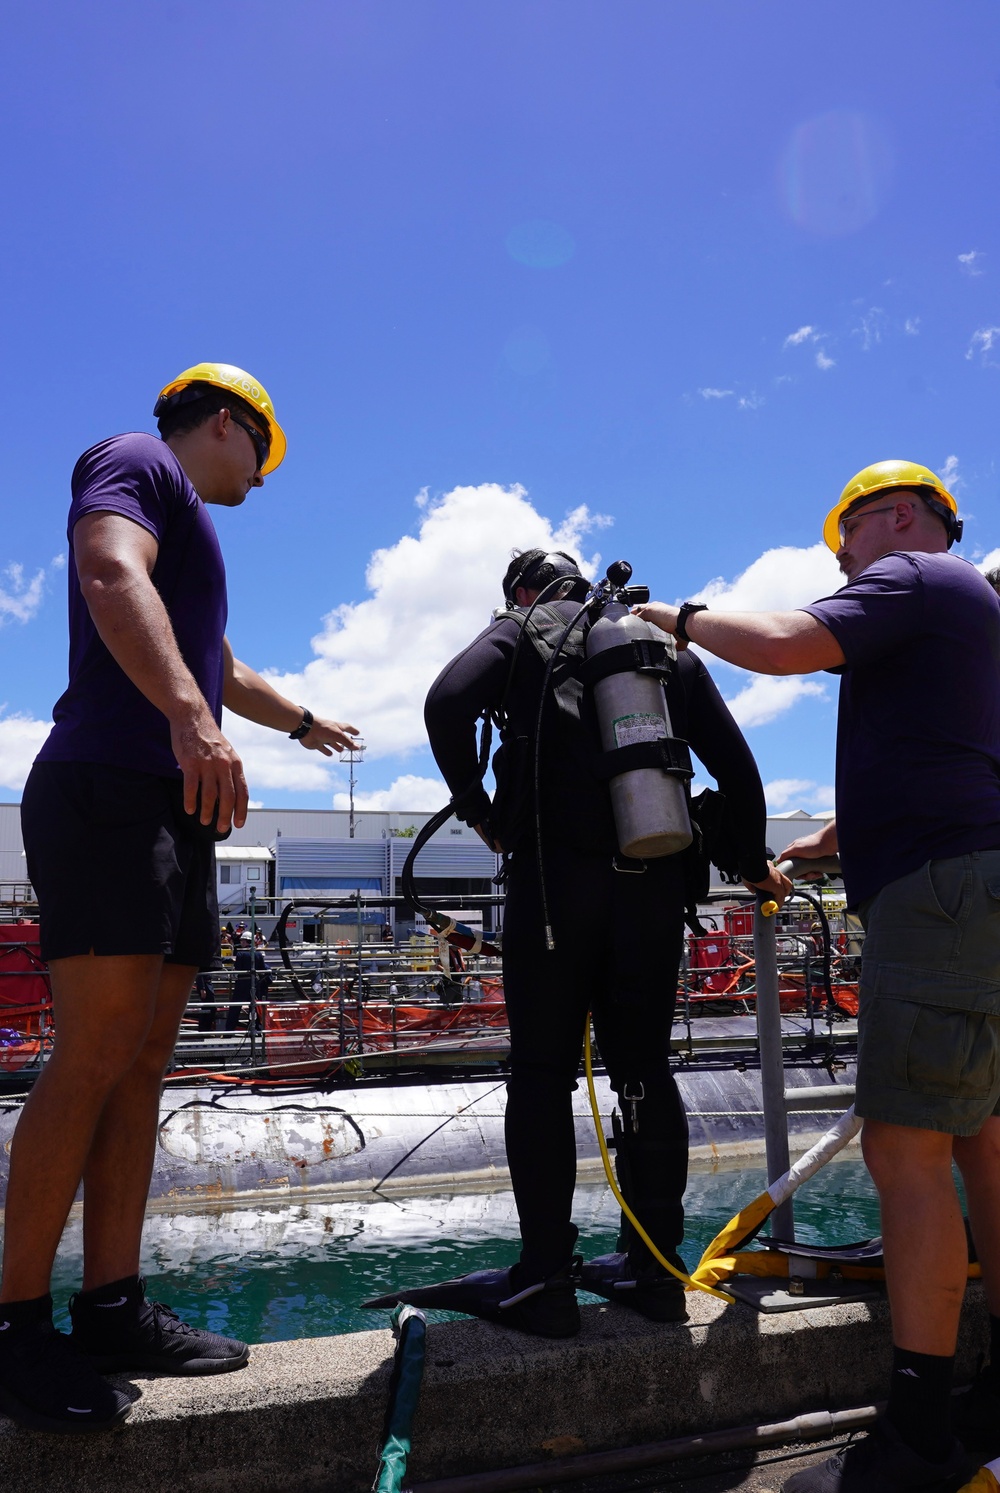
[583,1016,734,1304]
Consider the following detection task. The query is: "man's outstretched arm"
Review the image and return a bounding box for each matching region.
[634,603,845,674]
[222,639,360,755]
[74,511,247,832]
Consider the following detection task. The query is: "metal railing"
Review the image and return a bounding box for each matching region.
[753,857,855,1240]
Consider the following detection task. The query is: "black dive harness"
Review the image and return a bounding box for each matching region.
[405,560,694,950]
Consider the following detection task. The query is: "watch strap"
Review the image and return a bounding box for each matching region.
[675,603,708,643]
[289,708,314,741]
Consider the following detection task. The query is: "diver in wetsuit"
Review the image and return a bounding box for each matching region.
[373,549,789,1337]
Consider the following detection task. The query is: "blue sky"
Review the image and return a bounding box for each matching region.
[2,1,999,813]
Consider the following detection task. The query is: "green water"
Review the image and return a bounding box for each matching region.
[40,1156,884,1344]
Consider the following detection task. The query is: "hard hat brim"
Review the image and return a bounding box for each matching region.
[822,476,958,553]
[156,363,287,476]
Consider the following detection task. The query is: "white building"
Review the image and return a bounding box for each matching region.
[0,801,833,936]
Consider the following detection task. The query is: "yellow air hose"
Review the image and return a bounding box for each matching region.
[583,1018,735,1304]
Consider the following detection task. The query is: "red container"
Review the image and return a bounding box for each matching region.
[724,907,754,938]
[0,923,48,1071]
[688,935,726,970]
[687,934,736,995]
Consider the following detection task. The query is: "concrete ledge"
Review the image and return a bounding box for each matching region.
[0,1287,988,1492]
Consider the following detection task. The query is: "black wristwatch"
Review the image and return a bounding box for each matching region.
[288,708,314,740]
[675,603,708,643]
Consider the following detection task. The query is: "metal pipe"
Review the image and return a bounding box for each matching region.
[407,1404,880,1493]
[753,897,793,1238]
[784,1085,856,1111]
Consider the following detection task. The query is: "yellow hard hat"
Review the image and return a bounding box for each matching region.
[154,362,287,475]
[822,459,961,552]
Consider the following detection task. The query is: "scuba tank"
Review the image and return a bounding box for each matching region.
[585,600,693,859]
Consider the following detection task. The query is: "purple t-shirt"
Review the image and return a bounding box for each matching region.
[37,432,228,778]
[803,551,1000,907]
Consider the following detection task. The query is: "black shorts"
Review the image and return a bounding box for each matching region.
[21,760,220,969]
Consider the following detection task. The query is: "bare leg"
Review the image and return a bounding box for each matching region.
[954,1116,1000,1317]
[0,955,163,1303]
[81,964,196,1289]
[863,1119,967,1354]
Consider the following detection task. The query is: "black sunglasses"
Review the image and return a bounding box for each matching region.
[230,413,270,473]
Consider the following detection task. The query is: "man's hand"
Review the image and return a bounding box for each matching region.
[633,601,679,635]
[779,819,839,881]
[223,643,361,756]
[300,717,361,756]
[782,820,838,861]
[743,860,793,909]
[171,710,249,833]
[474,823,503,852]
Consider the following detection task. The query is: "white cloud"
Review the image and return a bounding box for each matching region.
[0,563,47,625]
[967,327,1000,364]
[0,712,51,791]
[723,675,826,728]
[977,549,1000,575]
[764,778,836,812]
[782,325,833,371]
[940,455,961,491]
[224,484,607,796]
[852,307,887,350]
[904,317,920,336]
[737,392,764,410]
[333,774,447,812]
[685,543,840,728]
[698,387,734,400]
[695,542,842,613]
[959,250,985,276]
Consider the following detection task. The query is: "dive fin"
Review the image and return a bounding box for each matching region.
[766,1236,885,1265]
[363,1259,583,1338]
[362,1267,530,1317]
[581,1252,688,1322]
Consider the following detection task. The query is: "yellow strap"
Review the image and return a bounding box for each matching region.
[583,1017,734,1305]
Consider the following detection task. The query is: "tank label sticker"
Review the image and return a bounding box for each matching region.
[613,713,668,748]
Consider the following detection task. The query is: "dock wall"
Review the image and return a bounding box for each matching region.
[1,1287,988,1493]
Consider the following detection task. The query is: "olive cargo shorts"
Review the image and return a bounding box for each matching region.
[856,850,1000,1135]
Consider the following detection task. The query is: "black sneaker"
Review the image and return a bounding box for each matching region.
[0,1317,131,1434]
[782,1420,975,1493]
[581,1252,689,1323]
[954,1367,1000,1457]
[70,1276,249,1376]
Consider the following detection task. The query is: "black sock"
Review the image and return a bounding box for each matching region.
[0,1294,53,1336]
[886,1346,954,1462]
[74,1275,141,1306]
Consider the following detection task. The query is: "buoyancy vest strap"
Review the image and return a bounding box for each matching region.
[581,637,672,688]
[594,737,694,781]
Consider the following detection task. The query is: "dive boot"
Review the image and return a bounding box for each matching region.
[581,1252,688,1323]
[363,1257,582,1338]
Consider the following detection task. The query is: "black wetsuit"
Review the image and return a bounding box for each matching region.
[424,602,769,1278]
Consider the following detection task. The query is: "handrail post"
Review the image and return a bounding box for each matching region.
[754,897,794,1240]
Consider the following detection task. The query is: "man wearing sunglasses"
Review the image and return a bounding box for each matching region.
[637,460,1000,1493]
[1,363,359,1434]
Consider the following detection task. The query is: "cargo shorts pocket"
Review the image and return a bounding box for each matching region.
[859,990,1000,1101]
